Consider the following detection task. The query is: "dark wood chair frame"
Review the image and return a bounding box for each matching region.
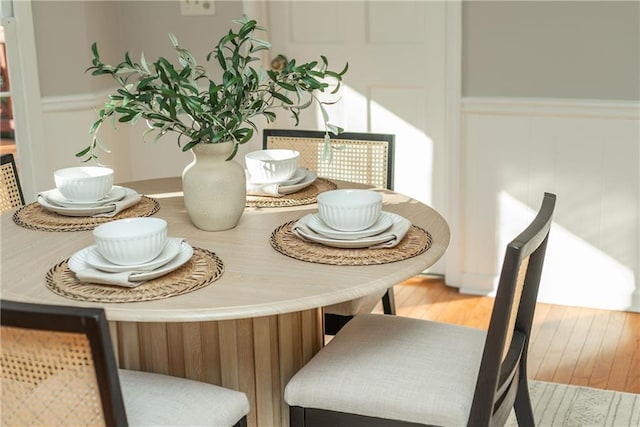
[289,192,556,427]
[1,152,25,206]
[1,300,249,427]
[263,129,396,334]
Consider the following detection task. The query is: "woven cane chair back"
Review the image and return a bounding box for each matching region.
[2,327,108,426]
[1,153,25,213]
[1,301,128,426]
[263,129,394,190]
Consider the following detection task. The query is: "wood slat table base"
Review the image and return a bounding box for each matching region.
[109,308,323,427]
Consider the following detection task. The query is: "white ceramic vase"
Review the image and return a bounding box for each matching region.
[182,141,246,231]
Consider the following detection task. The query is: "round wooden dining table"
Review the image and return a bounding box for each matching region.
[1,177,450,427]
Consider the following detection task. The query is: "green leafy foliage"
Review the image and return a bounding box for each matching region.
[77,15,347,162]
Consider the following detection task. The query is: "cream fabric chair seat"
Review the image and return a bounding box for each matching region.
[119,369,250,427]
[285,313,486,425]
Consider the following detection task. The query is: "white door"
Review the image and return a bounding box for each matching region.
[265,1,448,215]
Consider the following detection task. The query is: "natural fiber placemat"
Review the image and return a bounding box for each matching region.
[246,177,337,208]
[13,196,160,232]
[270,221,433,266]
[45,247,223,303]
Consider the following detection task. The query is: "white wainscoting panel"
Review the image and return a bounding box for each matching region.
[457,98,640,312]
[40,92,135,191]
[40,91,208,189]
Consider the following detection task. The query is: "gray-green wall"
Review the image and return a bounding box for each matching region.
[32,0,243,96]
[462,1,639,100]
[32,1,639,101]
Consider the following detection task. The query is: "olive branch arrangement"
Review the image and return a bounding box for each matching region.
[77,15,348,162]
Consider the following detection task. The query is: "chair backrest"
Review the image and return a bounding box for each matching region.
[1,153,25,213]
[263,129,395,190]
[469,192,556,426]
[1,300,128,427]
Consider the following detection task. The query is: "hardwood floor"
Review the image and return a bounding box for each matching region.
[372,275,640,394]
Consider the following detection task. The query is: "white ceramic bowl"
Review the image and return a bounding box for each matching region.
[245,149,300,184]
[54,166,114,202]
[317,189,383,231]
[93,218,168,266]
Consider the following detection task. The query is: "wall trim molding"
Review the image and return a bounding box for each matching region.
[444,0,463,286]
[41,89,112,113]
[462,97,640,119]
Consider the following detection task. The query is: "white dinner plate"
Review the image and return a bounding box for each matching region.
[294,212,407,248]
[306,212,394,240]
[37,187,138,217]
[68,241,194,282]
[43,186,127,208]
[278,170,317,194]
[295,226,394,249]
[84,237,183,273]
[247,167,308,186]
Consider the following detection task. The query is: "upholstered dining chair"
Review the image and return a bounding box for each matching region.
[285,192,556,427]
[0,153,25,213]
[263,129,396,334]
[1,300,250,427]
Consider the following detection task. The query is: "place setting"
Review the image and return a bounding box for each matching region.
[45,218,224,303]
[270,189,434,266]
[13,166,160,232]
[244,149,337,208]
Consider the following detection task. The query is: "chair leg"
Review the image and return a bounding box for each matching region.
[325,287,396,335]
[513,376,535,427]
[324,313,353,335]
[290,406,305,427]
[233,416,248,427]
[382,287,396,315]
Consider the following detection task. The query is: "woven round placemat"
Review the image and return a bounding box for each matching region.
[45,247,223,303]
[12,196,160,232]
[270,221,433,266]
[246,178,337,208]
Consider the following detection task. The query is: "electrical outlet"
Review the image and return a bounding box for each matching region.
[180,0,215,16]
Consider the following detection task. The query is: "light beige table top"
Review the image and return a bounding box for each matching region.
[1,177,450,323]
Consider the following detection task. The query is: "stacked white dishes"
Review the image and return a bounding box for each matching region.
[245,149,317,196]
[293,189,412,248]
[68,218,194,287]
[37,166,141,216]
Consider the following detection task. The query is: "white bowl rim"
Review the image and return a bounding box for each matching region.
[317,189,383,205]
[54,166,114,178]
[245,149,300,162]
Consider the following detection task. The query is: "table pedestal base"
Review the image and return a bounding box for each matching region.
[109,308,323,427]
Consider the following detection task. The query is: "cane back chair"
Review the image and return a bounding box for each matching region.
[1,153,25,213]
[263,129,396,334]
[1,300,250,427]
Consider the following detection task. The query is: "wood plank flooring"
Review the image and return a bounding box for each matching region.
[372,275,640,394]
